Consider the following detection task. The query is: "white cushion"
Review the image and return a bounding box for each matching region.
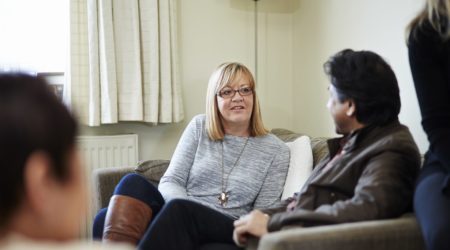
[281,136,313,200]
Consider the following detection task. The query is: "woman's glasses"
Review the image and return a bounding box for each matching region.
[217,86,253,99]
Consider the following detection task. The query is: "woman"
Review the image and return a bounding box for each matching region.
[407,1,450,249]
[93,62,290,248]
[0,73,131,250]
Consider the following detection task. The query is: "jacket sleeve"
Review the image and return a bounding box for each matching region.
[267,150,420,232]
[408,24,450,172]
[253,144,290,210]
[158,117,200,201]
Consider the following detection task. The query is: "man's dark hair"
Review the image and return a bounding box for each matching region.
[324,49,401,126]
[0,73,78,228]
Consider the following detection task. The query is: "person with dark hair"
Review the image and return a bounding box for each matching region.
[232,49,421,247]
[323,49,401,127]
[0,73,131,250]
[407,0,450,249]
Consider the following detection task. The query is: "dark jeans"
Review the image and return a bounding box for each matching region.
[414,152,450,250]
[92,173,165,240]
[139,199,239,250]
[92,174,241,250]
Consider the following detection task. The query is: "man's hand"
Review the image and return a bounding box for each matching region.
[233,210,269,247]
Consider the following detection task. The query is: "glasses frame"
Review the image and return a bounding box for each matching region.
[217,86,254,99]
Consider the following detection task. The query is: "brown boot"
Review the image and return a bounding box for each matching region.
[102,194,153,245]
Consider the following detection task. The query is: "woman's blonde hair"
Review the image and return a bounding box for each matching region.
[205,62,268,141]
[407,0,450,40]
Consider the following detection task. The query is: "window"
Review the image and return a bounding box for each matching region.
[0,0,68,97]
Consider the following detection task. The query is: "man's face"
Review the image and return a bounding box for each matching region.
[327,85,353,135]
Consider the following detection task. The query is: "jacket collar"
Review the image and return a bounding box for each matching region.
[326,119,401,158]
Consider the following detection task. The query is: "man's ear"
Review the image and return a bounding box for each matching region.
[346,100,356,116]
[23,152,56,215]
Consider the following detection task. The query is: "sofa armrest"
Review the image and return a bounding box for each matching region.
[92,166,135,211]
[257,215,425,250]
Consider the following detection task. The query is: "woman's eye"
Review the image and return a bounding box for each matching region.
[221,90,232,96]
[239,87,253,95]
[241,87,252,94]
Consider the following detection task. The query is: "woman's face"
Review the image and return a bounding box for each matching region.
[216,74,254,132]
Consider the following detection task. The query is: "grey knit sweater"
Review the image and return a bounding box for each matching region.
[158,114,290,219]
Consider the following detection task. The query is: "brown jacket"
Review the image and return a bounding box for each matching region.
[267,120,420,231]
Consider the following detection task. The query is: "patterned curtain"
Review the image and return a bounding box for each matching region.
[65,0,184,126]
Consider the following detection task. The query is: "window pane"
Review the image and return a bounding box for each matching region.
[0,0,69,72]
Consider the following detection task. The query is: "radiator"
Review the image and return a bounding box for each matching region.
[76,134,139,238]
[77,134,139,171]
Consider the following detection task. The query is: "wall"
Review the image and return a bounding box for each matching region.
[82,0,429,162]
[81,0,297,162]
[292,0,428,153]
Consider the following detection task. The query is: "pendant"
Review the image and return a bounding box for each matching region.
[218,192,229,206]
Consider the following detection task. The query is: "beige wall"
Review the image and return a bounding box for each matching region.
[82,0,429,163]
[292,0,428,153]
[81,0,297,161]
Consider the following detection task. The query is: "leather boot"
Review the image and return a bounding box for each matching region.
[102,194,153,245]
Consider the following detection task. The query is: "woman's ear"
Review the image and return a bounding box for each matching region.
[346,100,356,116]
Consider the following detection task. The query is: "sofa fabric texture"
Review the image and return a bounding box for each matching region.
[92,128,425,250]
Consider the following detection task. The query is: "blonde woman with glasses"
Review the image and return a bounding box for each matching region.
[407,0,450,249]
[93,62,289,250]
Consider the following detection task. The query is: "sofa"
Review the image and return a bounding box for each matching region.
[92,129,426,250]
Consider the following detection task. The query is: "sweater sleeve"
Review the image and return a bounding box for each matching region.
[267,150,420,231]
[408,24,450,171]
[253,143,290,210]
[158,116,200,201]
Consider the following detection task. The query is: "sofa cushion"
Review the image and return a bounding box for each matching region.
[271,128,305,142]
[310,137,329,166]
[271,128,329,166]
[282,136,313,200]
[134,159,170,186]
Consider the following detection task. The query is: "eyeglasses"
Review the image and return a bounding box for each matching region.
[217,86,253,99]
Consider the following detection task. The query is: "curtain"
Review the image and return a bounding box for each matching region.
[65,0,184,126]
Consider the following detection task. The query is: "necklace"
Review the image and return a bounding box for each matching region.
[218,137,249,206]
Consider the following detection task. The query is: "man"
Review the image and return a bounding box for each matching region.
[233,49,421,246]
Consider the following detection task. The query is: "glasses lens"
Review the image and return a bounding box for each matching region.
[239,87,253,96]
[219,88,233,98]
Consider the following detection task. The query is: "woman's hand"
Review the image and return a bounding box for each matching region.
[233,210,269,246]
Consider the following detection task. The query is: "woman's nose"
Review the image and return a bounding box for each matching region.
[231,92,244,102]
